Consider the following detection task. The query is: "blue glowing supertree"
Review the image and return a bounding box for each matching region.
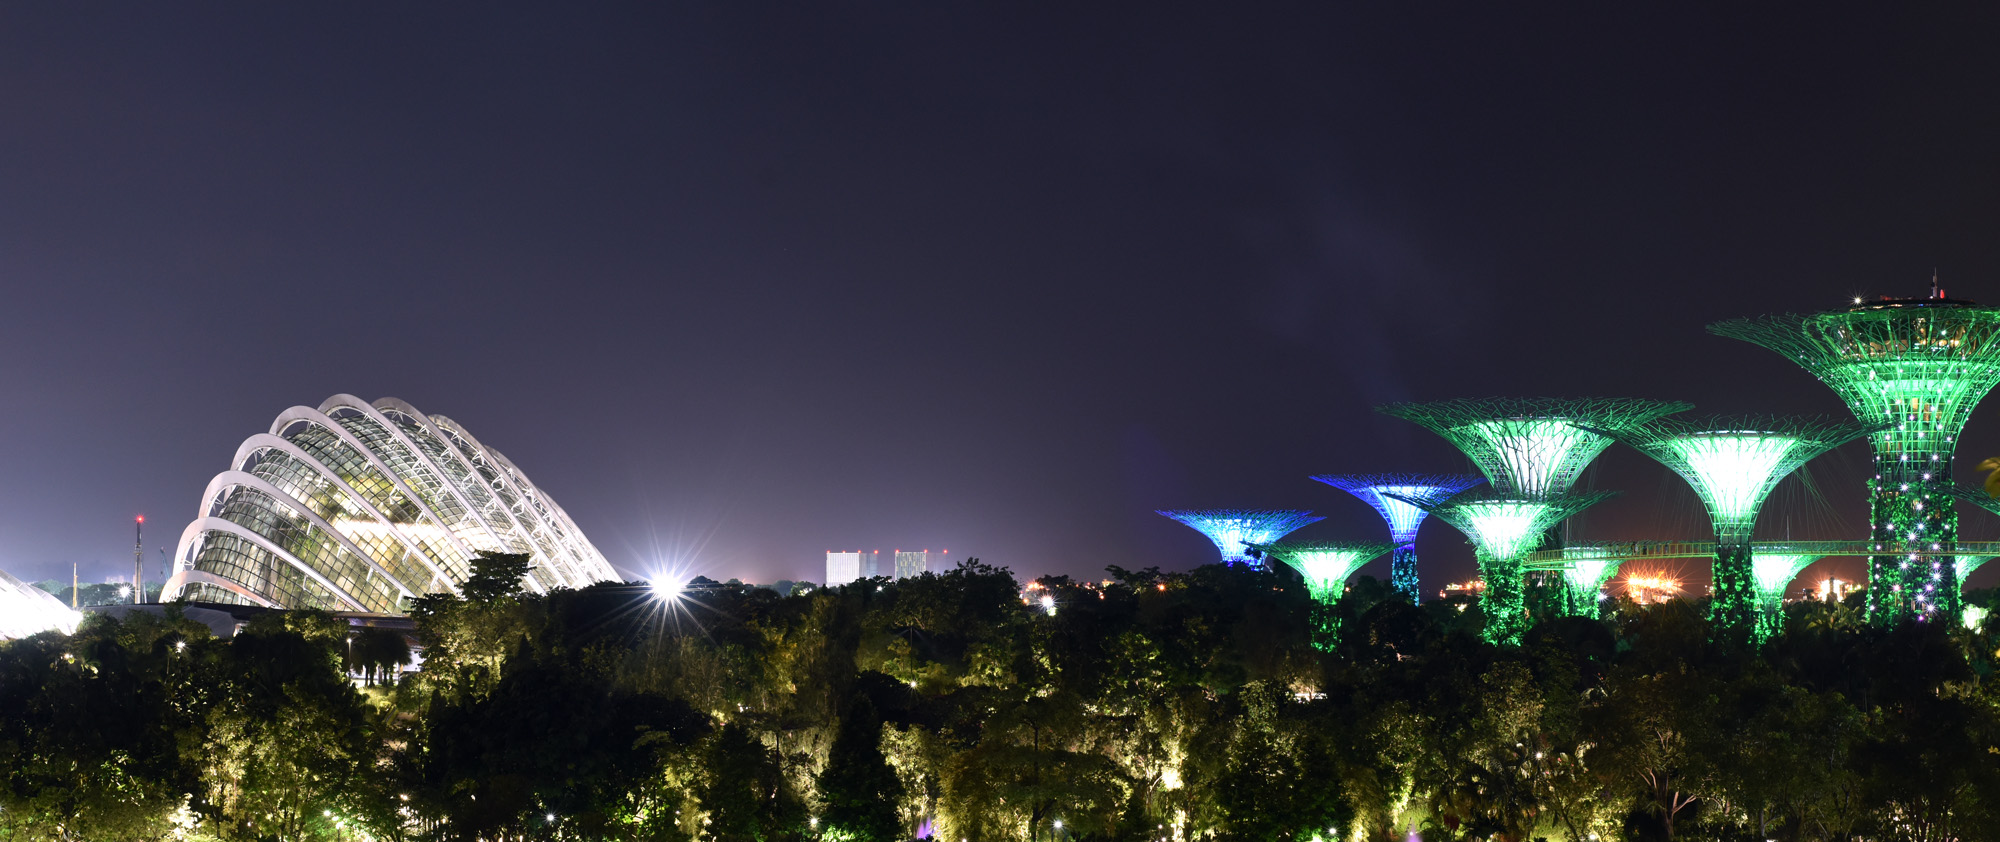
[1156,509,1324,570]
[1311,473,1485,602]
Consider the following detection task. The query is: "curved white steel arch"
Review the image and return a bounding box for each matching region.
[197,470,416,603]
[268,405,487,573]
[411,403,610,587]
[375,400,576,589]
[178,516,368,611]
[317,396,537,586]
[162,568,283,609]
[229,434,461,594]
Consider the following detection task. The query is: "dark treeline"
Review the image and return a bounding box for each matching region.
[4,553,2000,842]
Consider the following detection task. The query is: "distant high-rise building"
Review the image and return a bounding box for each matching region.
[826,551,865,587]
[862,550,882,579]
[894,549,946,579]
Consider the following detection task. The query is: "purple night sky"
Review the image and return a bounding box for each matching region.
[5,5,2000,594]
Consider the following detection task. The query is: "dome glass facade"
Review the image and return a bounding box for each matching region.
[163,395,617,612]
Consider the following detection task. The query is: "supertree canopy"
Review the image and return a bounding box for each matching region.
[1713,295,2000,624]
[1310,473,1484,602]
[1749,550,1830,645]
[1607,415,1870,642]
[1554,546,1625,616]
[1252,541,1395,604]
[1252,540,1393,650]
[1377,398,1690,497]
[1958,554,1996,584]
[1156,509,1323,569]
[1385,487,1617,645]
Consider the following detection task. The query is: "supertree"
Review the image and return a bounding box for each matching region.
[1250,541,1393,649]
[1385,487,1617,645]
[1940,484,2000,596]
[1748,549,1832,644]
[1377,397,1691,497]
[1606,415,1870,644]
[1310,473,1484,602]
[1547,546,1625,617]
[1156,510,1323,570]
[1712,293,2000,623]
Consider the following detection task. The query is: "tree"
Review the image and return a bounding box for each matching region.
[816,696,905,841]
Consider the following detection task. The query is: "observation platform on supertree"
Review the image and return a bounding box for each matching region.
[1377,397,1690,497]
[1311,473,1483,602]
[1602,415,1871,644]
[1384,486,1617,645]
[1712,288,2000,624]
[1156,509,1322,570]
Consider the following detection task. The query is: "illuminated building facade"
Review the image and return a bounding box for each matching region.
[1713,292,2000,623]
[1156,509,1323,570]
[1609,416,1867,643]
[1311,473,1483,601]
[894,549,944,579]
[826,551,866,586]
[162,395,617,613]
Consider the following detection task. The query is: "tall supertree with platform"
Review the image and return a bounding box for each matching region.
[1251,541,1393,649]
[1712,290,2000,623]
[1606,416,1870,644]
[1377,397,1683,642]
[1156,510,1323,570]
[1310,473,1484,602]
[1385,487,1617,644]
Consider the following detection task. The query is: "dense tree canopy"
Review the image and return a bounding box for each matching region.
[3,551,2000,841]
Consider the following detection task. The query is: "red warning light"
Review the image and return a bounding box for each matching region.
[136,515,145,524]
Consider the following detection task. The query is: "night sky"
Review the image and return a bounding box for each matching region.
[7,5,2000,595]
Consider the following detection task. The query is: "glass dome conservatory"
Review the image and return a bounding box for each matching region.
[162,395,617,613]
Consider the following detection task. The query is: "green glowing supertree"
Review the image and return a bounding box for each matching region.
[1251,541,1393,649]
[1377,398,1690,497]
[1385,487,1617,645]
[1749,549,1830,644]
[1941,484,2000,596]
[1713,296,2000,623]
[1606,416,1869,644]
[1552,546,1625,617]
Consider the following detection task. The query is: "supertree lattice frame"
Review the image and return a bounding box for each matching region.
[1749,550,1831,644]
[1712,296,2000,624]
[1251,540,1394,650]
[1385,487,1617,645]
[1376,398,1690,497]
[1156,509,1323,570]
[1607,415,1870,643]
[1310,473,1484,602]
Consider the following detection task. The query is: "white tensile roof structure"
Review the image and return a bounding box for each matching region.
[0,569,80,640]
